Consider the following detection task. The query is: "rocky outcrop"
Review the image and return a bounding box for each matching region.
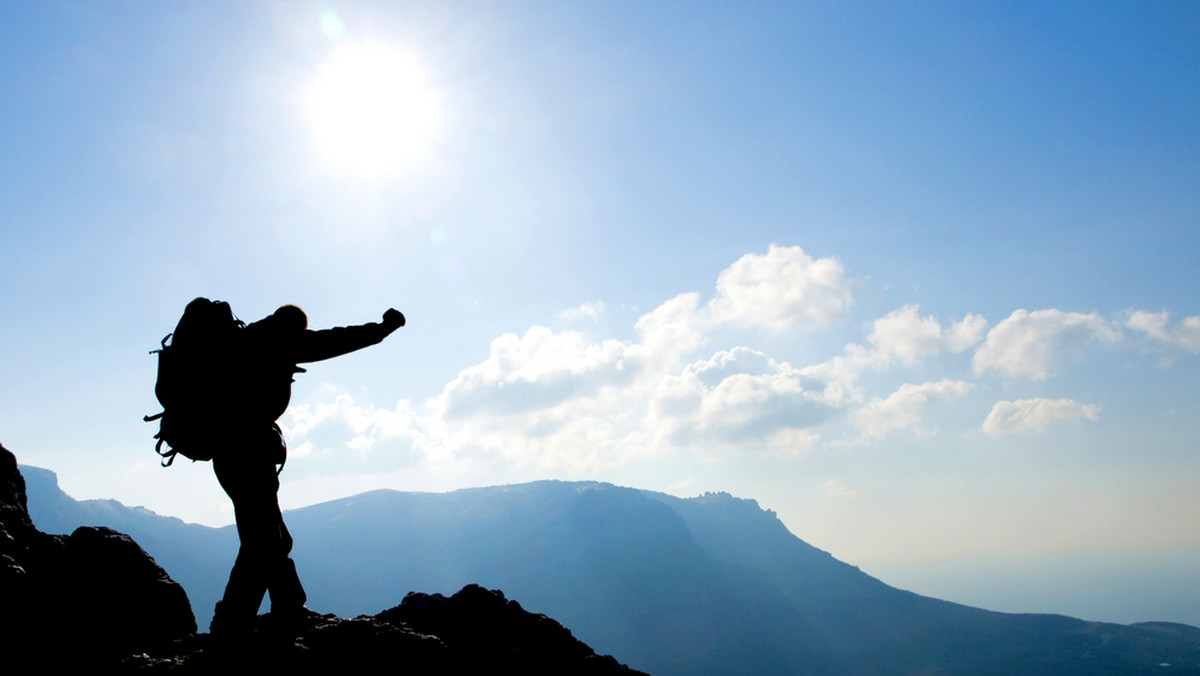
[0,443,197,669]
[2,444,645,674]
[124,584,646,674]
[384,584,639,674]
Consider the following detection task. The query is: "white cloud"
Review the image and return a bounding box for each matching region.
[1125,310,1200,357]
[867,304,944,366]
[1126,310,1171,342]
[631,292,708,371]
[707,244,852,331]
[695,370,827,443]
[288,244,849,472]
[398,243,852,469]
[767,428,822,455]
[946,314,989,353]
[687,346,776,387]
[972,309,1117,380]
[820,479,856,499]
[796,306,988,410]
[279,249,1187,480]
[867,305,986,366]
[651,347,839,452]
[854,379,974,442]
[981,398,1100,437]
[440,325,634,420]
[281,392,435,474]
[1179,317,1200,351]
[557,300,606,322]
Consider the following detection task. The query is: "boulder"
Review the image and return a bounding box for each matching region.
[0,443,196,669]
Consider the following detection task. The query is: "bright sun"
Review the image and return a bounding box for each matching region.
[306,44,438,176]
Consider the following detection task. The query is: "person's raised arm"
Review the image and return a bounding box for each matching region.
[294,309,405,363]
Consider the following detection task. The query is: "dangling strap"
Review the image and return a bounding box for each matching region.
[155,437,177,467]
[149,333,172,355]
[145,411,174,465]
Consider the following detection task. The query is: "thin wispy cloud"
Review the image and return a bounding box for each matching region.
[556,300,606,322]
[982,398,1101,437]
[854,380,974,442]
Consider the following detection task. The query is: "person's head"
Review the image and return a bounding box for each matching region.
[272,304,308,331]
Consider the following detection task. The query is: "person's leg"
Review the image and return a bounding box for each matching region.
[266,510,307,613]
[211,449,279,632]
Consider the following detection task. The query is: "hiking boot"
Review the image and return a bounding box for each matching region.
[209,600,256,638]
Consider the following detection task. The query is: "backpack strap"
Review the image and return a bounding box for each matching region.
[154,435,177,467]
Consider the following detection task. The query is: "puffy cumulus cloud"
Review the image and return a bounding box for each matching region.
[413,242,862,470]
[288,246,1109,475]
[687,345,776,388]
[441,325,634,420]
[708,244,852,331]
[972,309,1118,380]
[627,246,854,374]
[867,305,944,366]
[696,371,830,444]
[946,314,989,353]
[1126,310,1171,341]
[854,379,974,442]
[981,398,1100,437]
[795,307,987,411]
[631,292,709,371]
[282,392,433,471]
[435,383,649,472]
[650,348,837,453]
[794,357,865,411]
[1125,310,1200,357]
[867,305,989,367]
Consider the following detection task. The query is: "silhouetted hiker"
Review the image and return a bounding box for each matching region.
[208,303,406,635]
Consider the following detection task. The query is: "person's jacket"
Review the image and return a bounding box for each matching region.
[233,315,393,425]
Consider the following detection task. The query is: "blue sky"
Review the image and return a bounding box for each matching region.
[3,1,1199,625]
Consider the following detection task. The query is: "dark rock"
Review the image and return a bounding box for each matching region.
[119,585,646,674]
[1,443,196,669]
[3,444,645,674]
[63,525,198,648]
[380,584,643,674]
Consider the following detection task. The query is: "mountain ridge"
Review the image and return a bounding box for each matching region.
[23,462,1200,675]
[2,447,644,673]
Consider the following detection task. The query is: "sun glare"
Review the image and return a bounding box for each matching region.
[306,44,438,177]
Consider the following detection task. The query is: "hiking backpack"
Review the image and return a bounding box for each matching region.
[144,298,243,466]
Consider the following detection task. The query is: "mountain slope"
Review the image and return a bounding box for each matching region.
[284,481,833,675]
[4,448,643,674]
[25,466,1200,675]
[648,490,1200,674]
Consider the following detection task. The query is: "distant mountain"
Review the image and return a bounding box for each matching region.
[25,465,1200,675]
[3,447,643,674]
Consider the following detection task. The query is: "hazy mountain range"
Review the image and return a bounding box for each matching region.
[23,464,1200,675]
